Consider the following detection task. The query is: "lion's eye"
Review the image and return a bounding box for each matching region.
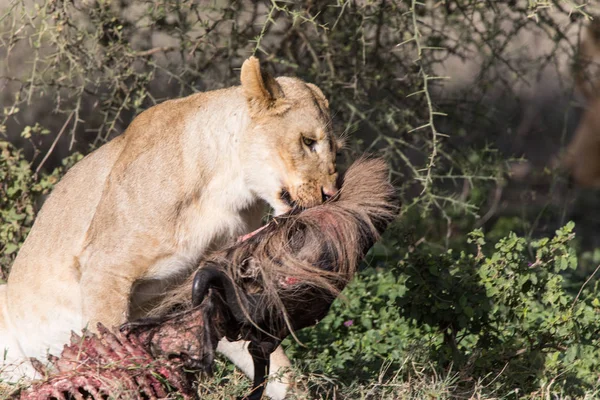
[302,137,316,148]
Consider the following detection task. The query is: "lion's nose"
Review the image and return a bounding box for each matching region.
[321,185,338,202]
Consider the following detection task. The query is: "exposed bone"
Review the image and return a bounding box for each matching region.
[18,298,223,400]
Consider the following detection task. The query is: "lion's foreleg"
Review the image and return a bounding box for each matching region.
[80,271,133,332]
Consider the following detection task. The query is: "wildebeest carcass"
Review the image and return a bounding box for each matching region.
[15,158,399,400]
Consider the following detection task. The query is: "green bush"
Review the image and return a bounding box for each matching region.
[286,222,600,397]
[0,141,42,281]
[0,139,81,281]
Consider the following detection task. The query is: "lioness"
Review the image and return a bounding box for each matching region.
[0,57,338,399]
[561,18,600,186]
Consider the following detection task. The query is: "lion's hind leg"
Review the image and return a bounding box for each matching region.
[0,285,37,384]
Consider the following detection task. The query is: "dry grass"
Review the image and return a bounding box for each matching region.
[4,356,598,400]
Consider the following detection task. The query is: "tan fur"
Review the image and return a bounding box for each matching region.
[0,57,337,399]
[573,18,600,101]
[561,19,600,186]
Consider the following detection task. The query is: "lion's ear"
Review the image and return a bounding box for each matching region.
[241,57,288,116]
[306,83,329,110]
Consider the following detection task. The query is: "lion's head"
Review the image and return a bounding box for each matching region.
[239,57,340,215]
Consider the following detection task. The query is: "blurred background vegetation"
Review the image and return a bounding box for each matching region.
[2,0,600,398]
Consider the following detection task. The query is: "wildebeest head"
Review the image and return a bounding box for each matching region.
[152,157,399,399]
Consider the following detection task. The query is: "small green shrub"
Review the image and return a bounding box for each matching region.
[286,222,600,397]
[0,139,81,281]
[0,141,40,281]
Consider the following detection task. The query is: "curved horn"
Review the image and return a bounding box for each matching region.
[192,264,226,306]
[192,264,256,324]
